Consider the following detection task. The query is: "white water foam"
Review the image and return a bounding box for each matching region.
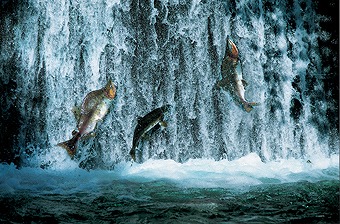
[1,153,338,195]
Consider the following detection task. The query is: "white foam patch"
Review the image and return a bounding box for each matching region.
[119,153,339,188]
[0,153,338,195]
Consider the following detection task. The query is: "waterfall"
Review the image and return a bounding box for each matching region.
[0,0,338,169]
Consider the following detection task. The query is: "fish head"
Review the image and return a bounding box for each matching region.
[104,79,117,100]
[226,38,239,61]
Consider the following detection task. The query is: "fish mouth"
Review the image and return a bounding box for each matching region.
[105,79,116,99]
[227,39,239,60]
[107,88,115,99]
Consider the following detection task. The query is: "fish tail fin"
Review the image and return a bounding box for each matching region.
[57,132,80,158]
[215,81,221,89]
[242,102,259,112]
[129,147,136,161]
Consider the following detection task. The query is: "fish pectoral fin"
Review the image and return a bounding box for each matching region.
[142,133,150,141]
[160,121,167,128]
[72,130,79,136]
[152,124,161,132]
[217,78,230,88]
[242,101,260,112]
[83,132,96,140]
[241,79,248,88]
[72,106,81,121]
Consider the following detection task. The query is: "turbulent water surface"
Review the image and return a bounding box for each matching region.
[1,155,339,223]
[0,0,339,223]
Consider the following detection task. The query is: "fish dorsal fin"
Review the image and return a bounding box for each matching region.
[137,116,143,123]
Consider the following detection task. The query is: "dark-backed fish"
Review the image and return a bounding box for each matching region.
[129,105,171,161]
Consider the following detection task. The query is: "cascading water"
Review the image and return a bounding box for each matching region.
[0,0,339,223]
[1,0,338,169]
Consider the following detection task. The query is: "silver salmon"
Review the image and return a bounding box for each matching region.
[217,37,258,112]
[58,79,117,158]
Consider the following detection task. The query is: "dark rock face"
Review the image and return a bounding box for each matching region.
[315,0,339,147]
[0,1,22,165]
[1,1,48,166]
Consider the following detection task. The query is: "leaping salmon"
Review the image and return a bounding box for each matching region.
[216,37,259,112]
[129,105,171,162]
[57,79,117,158]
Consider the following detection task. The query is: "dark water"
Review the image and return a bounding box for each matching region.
[1,180,338,223]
